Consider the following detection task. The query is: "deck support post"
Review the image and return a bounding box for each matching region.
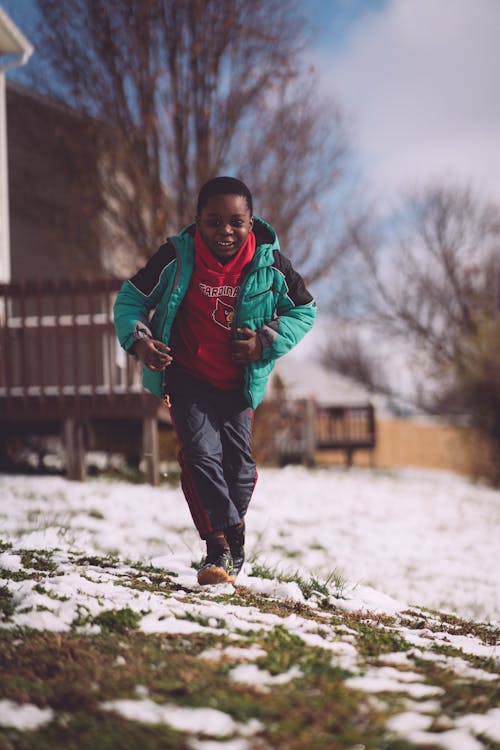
[64,418,86,481]
[143,417,159,486]
[303,398,316,466]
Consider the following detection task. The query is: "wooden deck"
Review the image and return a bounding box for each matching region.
[273,399,376,466]
[1,278,377,481]
[0,278,165,483]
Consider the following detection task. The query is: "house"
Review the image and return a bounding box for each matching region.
[0,9,165,484]
[0,4,33,282]
[7,82,106,282]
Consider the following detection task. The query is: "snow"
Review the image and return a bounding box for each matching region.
[229,663,303,692]
[346,667,445,699]
[0,465,498,746]
[188,739,253,750]
[0,700,54,731]
[102,700,262,738]
[395,727,485,750]
[251,467,500,624]
[0,465,499,626]
[457,709,500,742]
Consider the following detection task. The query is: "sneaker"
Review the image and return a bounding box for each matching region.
[197,540,234,585]
[226,521,245,580]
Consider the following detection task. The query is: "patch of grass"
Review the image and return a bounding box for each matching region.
[32,583,71,603]
[213,585,328,624]
[300,570,348,600]
[174,611,226,629]
[424,642,499,675]
[71,605,94,631]
[257,625,353,683]
[409,608,500,645]
[88,509,105,520]
[119,566,184,597]
[0,568,34,582]
[92,608,142,634]
[411,652,500,720]
[0,617,482,750]
[249,562,347,601]
[74,554,121,569]
[352,621,413,658]
[0,584,15,621]
[271,544,302,559]
[309,541,326,551]
[8,712,187,750]
[20,550,59,575]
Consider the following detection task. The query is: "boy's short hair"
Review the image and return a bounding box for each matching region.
[197,176,253,215]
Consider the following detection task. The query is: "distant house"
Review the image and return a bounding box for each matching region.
[7,82,107,282]
[1,82,161,485]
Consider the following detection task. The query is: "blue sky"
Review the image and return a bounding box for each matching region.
[2,0,500,205]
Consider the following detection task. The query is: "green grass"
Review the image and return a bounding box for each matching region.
[248,561,348,600]
[0,546,498,749]
[0,626,416,750]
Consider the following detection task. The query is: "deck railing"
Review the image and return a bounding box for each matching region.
[273,399,376,466]
[0,278,158,419]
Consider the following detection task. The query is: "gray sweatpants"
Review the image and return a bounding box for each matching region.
[168,367,257,539]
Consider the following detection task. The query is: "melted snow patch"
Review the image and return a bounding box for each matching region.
[389,707,492,750]
[331,583,407,616]
[393,727,483,750]
[456,708,500,742]
[0,553,23,572]
[199,645,267,662]
[188,738,254,750]
[229,663,302,693]
[346,666,445,698]
[240,574,304,602]
[102,700,262,738]
[0,700,54,731]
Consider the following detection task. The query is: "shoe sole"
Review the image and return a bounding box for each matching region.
[197,565,232,585]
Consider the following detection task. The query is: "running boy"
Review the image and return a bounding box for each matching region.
[114,177,316,585]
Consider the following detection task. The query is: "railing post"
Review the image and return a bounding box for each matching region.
[64,418,86,481]
[143,416,159,486]
[303,397,316,466]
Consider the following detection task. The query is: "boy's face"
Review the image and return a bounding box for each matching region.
[197,194,254,262]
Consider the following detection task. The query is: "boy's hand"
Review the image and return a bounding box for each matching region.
[133,339,172,371]
[232,327,262,363]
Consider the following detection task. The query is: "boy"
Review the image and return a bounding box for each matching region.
[114,177,316,585]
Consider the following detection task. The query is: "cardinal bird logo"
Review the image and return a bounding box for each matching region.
[213,298,235,330]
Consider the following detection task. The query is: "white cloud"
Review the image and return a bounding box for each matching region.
[314,0,500,203]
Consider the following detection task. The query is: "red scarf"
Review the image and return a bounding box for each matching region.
[170,229,256,389]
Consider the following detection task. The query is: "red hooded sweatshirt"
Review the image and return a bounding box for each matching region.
[170,228,256,390]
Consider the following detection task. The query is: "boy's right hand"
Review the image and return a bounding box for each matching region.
[133,339,172,371]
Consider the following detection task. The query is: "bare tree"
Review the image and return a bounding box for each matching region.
[360,183,500,379]
[27,0,357,279]
[322,182,500,474]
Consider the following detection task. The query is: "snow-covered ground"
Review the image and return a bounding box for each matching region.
[1,465,499,748]
[1,464,499,625]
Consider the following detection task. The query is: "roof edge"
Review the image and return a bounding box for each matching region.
[0,6,34,67]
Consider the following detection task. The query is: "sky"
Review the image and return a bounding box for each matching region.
[2,0,500,207]
[306,0,500,206]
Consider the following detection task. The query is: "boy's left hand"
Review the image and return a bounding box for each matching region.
[232,327,262,363]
